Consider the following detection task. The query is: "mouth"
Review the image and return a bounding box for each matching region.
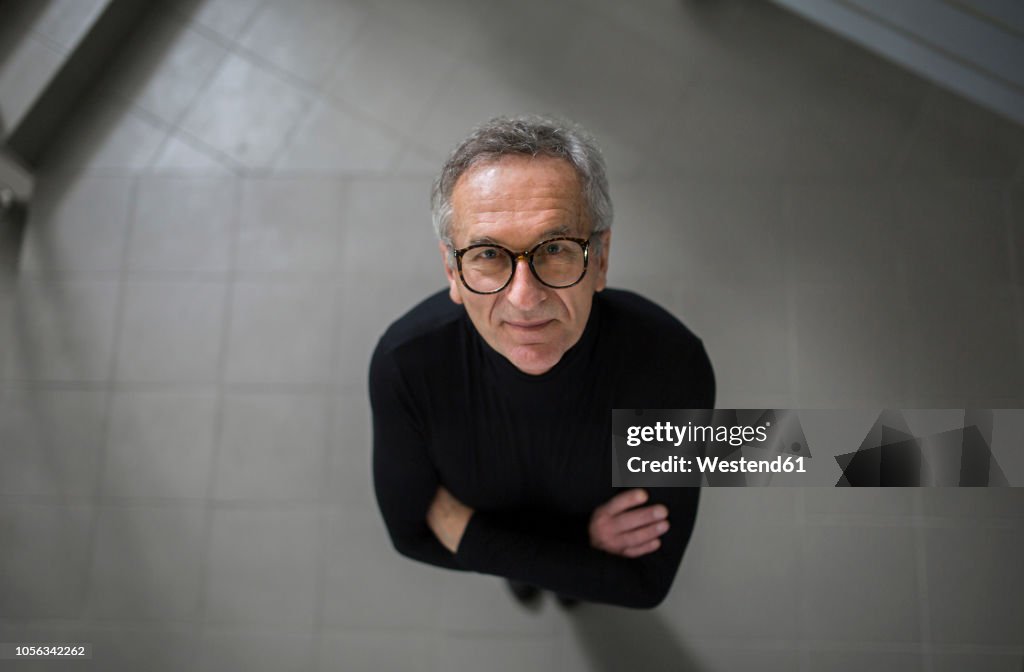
[504,319,554,332]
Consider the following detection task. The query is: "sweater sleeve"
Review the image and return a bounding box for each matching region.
[454,341,716,609]
[369,341,464,571]
[455,487,700,609]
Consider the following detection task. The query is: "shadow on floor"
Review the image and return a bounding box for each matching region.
[567,605,703,672]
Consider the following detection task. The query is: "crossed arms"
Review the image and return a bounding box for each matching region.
[369,346,708,609]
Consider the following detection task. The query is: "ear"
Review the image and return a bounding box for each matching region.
[592,230,611,292]
[439,240,463,305]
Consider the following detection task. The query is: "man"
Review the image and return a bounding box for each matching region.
[370,115,714,609]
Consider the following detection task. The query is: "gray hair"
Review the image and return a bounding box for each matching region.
[431,115,613,260]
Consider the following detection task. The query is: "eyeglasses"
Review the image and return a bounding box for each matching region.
[451,236,591,294]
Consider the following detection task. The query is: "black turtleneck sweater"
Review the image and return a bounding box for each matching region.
[369,288,715,609]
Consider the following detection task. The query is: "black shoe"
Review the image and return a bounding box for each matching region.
[506,580,542,605]
[555,593,580,609]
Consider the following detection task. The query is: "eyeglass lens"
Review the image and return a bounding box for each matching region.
[461,240,586,292]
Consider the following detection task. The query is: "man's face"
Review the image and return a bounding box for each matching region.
[440,155,610,375]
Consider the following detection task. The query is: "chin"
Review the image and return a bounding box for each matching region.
[504,344,564,375]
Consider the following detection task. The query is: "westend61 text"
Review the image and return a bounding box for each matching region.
[627,455,807,474]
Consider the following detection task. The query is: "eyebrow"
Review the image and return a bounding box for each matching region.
[466,224,573,247]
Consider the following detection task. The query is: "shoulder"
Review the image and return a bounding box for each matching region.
[370,289,464,385]
[597,288,715,407]
[376,290,463,355]
[597,288,703,352]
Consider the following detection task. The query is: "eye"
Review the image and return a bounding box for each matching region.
[544,242,564,255]
[479,248,498,259]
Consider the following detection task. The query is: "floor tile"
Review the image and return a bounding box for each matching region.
[115,280,227,383]
[801,649,925,672]
[932,651,1024,672]
[800,524,921,643]
[896,180,1014,290]
[665,519,800,640]
[675,286,792,399]
[102,389,218,499]
[152,134,237,175]
[414,61,555,159]
[273,99,404,174]
[340,177,438,276]
[326,12,457,134]
[181,53,311,169]
[688,646,800,672]
[6,278,120,382]
[803,488,917,517]
[786,182,902,288]
[791,285,910,405]
[129,177,235,272]
[225,280,335,384]
[921,488,1024,520]
[204,509,320,626]
[236,177,346,273]
[197,628,315,672]
[322,514,448,629]
[695,488,798,524]
[77,624,197,672]
[899,87,1024,178]
[19,175,133,273]
[0,387,107,496]
[87,505,206,618]
[215,391,329,501]
[239,0,369,87]
[534,10,692,161]
[365,0,495,59]
[560,608,722,672]
[926,525,1024,646]
[335,270,446,389]
[903,286,1024,399]
[433,634,557,672]
[391,143,443,176]
[171,0,266,40]
[318,630,434,672]
[325,392,374,513]
[437,571,564,636]
[0,503,95,618]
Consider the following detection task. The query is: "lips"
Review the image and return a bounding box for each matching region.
[504,319,554,331]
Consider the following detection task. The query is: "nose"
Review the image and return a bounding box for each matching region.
[504,256,547,311]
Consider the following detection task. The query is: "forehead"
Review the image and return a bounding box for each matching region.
[450,155,585,243]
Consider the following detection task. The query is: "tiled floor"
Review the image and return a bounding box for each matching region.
[1,0,1023,670]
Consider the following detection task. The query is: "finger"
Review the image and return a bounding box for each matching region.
[621,538,661,558]
[601,488,649,518]
[607,504,669,536]
[617,519,670,549]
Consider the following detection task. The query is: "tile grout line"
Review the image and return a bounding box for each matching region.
[79,173,141,626]
[781,183,803,406]
[306,179,349,672]
[189,175,242,666]
[913,489,935,672]
[796,487,809,672]
[171,1,426,177]
[1003,188,1024,375]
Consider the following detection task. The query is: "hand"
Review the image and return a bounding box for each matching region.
[426,485,474,553]
[589,488,669,558]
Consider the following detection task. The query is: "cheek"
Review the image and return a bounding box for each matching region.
[468,296,498,326]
